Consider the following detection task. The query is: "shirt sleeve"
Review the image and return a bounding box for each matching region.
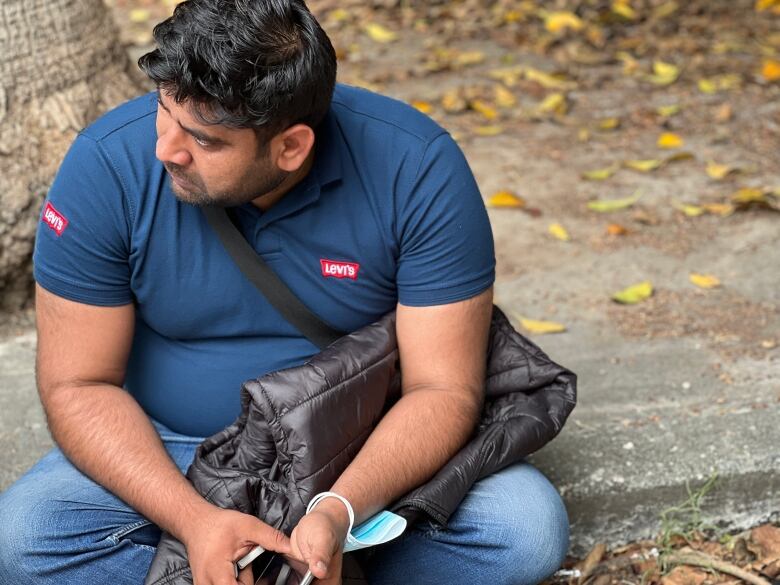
[395,132,495,306]
[33,133,133,306]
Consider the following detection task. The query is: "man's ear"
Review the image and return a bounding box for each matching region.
[270,124,315,172]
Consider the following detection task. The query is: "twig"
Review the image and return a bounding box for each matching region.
[665,552,772,585]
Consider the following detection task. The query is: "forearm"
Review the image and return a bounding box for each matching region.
[42,383,212,542]
[327,384,481,524]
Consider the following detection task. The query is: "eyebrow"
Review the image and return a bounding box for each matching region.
[156,92,227,146]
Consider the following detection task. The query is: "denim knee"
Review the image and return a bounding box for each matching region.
[460,463,570,585]
[0,481,43,583]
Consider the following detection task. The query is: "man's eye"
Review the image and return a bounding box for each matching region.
[193,136,212,147]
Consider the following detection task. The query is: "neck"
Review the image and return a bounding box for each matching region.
[251,149,315,212]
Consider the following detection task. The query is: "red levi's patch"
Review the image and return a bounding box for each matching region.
[42,202,69,236]
[320,259,360,280]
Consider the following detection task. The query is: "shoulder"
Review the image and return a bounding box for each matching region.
[331,84,446,147]
[81,92,158,142]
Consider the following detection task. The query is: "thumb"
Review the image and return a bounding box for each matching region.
[306,531,339,579]
[249,518,291,556]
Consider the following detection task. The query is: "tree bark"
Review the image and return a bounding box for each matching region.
[0,0,146,311]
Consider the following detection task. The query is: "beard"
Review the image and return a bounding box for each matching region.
[165,162,289,208]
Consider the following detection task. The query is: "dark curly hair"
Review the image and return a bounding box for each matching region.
[138,0,337,137]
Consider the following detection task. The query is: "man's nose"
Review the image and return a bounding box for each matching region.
[156,127,193,168]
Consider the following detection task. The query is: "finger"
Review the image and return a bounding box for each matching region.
[316,549,343,585]
[237,564,254,585]
[249,518,292,555]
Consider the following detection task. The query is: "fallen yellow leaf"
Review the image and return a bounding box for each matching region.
[578,128,591,142]
[598,117,621,131]
[606,223,629,235]
[698,74,741,94]
[548,223,571,241]
[525,68,576,90]
[537,93,568,115]
[612,0,638,20]
[582,166,619,181]
[488,66,525,87]
[441,89,466,113]
[761,59,780,82]
[544,11,584,34]
[129,8,151,23]
[657,132,684,149]
[653,1,679,19]
[411,100,434,114]
[327,8,350,22]
[731,187,767,204]
[690,273,721,289]
[494,85,517,108]
[756,0,780,12]
[516,315,567,334]
[612,281,653,304]
[702,203,735,216]
[672,200,705,217]
[624,159,663,172]
[473,125,505,136]
[488,190,525,207]
[657,104,681,117]
[665,151,695,164]
[470,99,499,120]
[588,192,641,212]
[706,162,736,180]
[649,61,680,85]
[364,23,398,43]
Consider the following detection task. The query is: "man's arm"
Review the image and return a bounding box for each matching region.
[35,284,289,585]
[289,286,493,581]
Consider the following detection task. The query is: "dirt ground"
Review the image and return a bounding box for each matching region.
[13,0,780,582]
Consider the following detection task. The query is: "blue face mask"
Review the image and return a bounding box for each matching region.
[344,510,407,552]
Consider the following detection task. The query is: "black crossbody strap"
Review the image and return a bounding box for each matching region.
[201,205,343,350]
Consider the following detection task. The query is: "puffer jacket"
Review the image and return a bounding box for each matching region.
[145,306,576,584]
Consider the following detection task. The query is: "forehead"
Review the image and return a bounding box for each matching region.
[158,91,258,144]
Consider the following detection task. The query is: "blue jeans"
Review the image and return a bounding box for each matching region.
[0,424,569,585]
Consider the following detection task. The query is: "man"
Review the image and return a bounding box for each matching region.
[0,1,569,583]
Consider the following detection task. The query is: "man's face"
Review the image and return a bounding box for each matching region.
[155,91,289,207]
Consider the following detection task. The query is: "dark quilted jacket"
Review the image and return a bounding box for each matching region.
[145,306,576,584]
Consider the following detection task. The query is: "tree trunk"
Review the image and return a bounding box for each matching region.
[0,0,146,311]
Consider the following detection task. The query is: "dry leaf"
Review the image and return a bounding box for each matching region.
[129,8,151,23]
[698,74,741,94]
[761,59,780,82]
[706,162,737,180]
[588,191,641,212]
[661,565,708,585]
[455,51,486,67]
[544,11,584,34]
[548,223,571,241]
[327,8,350,22]
[606,223,629,235]
[411,100,434,114]
[665,151,695,164]
[649,61,680,85]
[488,66,525,87]
[756,0,780,11]
[441,89,467,113]
[470,99,499,120]
[751,525,780,558]
[598,117,621,131]
[612,0,638,20]
[578,128,591,142]
[488,190,525,208]
[494,85,517,108]
[690,273,721,289]
[525,68,576,90]
[583,166,619,181]
[657,104,681,117]
[731,187,767,204]
[516,315,567,334]
[702,203,735,216]
[715,103,733,122]
[473,125,505,136]
[672,200,705,217]
[653,1,680,19]
[658,132,684,149]
[537,93,568,115]
[612,281,653,304]
[624,159,663,172]
[364,23,398,43]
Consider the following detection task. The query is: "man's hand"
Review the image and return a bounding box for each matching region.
[183,506,291,585]
[285,498,351,584]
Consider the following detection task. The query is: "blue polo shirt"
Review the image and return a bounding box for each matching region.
[33,84,495,437]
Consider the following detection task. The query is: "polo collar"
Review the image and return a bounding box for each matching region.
[252,109,343,229]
